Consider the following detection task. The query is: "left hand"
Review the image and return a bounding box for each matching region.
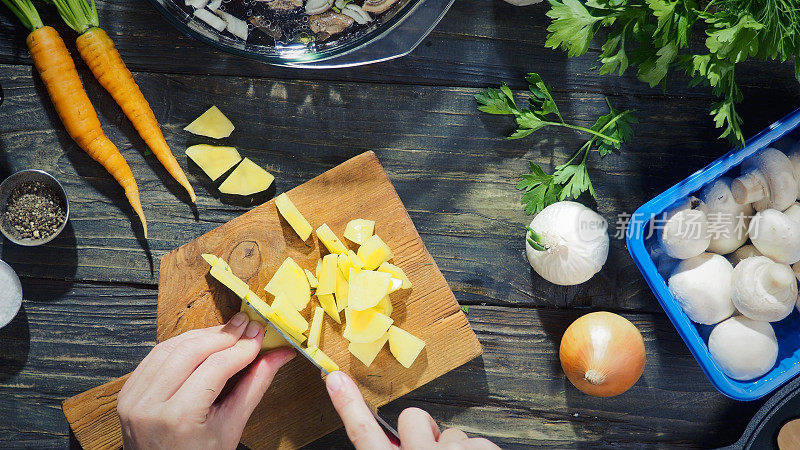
[117,312,295,450]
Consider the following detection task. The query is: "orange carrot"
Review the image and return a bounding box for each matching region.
[46,0,196,202]
[26,26,148,238]
[76,28,197,202]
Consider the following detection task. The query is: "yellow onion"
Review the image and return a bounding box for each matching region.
[559,312,646,397]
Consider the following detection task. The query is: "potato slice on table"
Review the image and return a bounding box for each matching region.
[348,270,392,311]
[186,144,241,181]
[184,105,235,139]
[308,306,325,348]
[377,262,412,290]
[388,325,425,368]
[275,193,313,241]
[357,234,393,270]
[218,158,274,196]
[316,223,348,254]
[343,219,375,245]
[343,308,393,343]
[349,333,389,367]
[265,257,310,310]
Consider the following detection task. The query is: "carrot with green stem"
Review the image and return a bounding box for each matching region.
[46,0,197,203]
[0,0,147,237]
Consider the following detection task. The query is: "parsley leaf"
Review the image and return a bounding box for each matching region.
[475,83,517,115]
[545,0,602,57]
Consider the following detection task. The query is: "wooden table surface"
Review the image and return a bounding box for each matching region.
[2,1,800,448]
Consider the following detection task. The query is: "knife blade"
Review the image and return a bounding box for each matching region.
[242,298,400,443]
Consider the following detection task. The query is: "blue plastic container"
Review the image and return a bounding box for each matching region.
[626,107,800,401]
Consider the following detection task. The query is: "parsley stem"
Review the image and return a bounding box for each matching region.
[526,226,547,251]
[544,121,620,143]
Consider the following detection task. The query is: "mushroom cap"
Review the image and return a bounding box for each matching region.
[708,316,778,381]
[732,256,797,322]
[735,148,797,211]
[749,209,800,264]
[659,205,711,259]
[361,0,398,14]
[668,253,735,325]
[525,202,609,286]
[698,177,754,255]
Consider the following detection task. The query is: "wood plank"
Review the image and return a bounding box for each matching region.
[2,64,799,314]
[1,0,797,94]
[0,280,759,448]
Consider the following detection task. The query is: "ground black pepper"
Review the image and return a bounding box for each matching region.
[2,181,66,240]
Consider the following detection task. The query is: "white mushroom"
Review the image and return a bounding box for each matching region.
[658,197,710,259]
[698,177,754,255]
[749,209,800,264]
[668,253,735,325]
[732,256,797,322]
[361,0,398,13]
[727,243,762,266]
[308,10,354,38]
[708,316,778,381]
[732,148,798,211]
[784,202,800,223]
[306,0,334,15]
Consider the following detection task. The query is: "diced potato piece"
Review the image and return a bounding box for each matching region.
[343,308,393,343]
[388,278,403,294]
[348,270,392,311]
[335,268,349,312]
[343,219,375,245]
[266,311,307,344]
[184,105,235,139]
[357,235,393,270]
[265,257,310,310]
[209,263,249,298]
[347,250,364,270]
[186,144,242,181]
[388,325,425,369]
[308,306,324,348]
[275,193,313,241]
[218,158,274,196]
[306,346,339,372]
[377,262,412,290]
[316,223,348,254]
[315,258,323,279]
[317,254,338,296]
[338,253,353,280]
[317,293,340,323]
[348,333,389,367]
[372,295,393,316]
[201,253,219,266]
[240,299,287,351]
[305,269,319,289]
[271,296,308,334]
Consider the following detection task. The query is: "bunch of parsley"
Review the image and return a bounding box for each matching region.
[545,0,800,146]
[476,73,636,214]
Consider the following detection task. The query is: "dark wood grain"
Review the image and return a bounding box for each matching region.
[0,281,761,449]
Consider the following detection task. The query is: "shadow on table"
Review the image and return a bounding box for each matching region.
[0,303,30,385]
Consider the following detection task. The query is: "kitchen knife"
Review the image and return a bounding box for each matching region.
[242,298,401,444]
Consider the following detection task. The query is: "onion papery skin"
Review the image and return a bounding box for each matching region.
[559,312,646,397]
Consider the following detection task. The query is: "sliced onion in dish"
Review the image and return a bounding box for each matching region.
[207,0,223,9]
[194,8,227,31]
[185,0,210,8]
[215,10,250,40]
[343,4,371,23]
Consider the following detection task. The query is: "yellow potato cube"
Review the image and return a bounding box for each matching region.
[343,219,375,245]
[275,193,313,241]
[343,308,393,343]
[357,235,394,270]
[317,293,341,324]
[317,254,338,296]
[315,258,323,279]
[201,253,219,266]
[348,333,389,367]
[307,306,324,348]
[338,253,353,280]
[186,144,241,181]
[377,262,412,290]
[372,295,393,316]
[336,268,349,312]
[316,223,349,254]
[265,311,306,345]
[305,269,319,289]
[244,290,273,318]
[348,270,392,311]
[306,346,339,372]
[265,257,310,310]
[347,250,364,270]
[271,295,308,334]
[184,105,235,139]
[388,325,425,369]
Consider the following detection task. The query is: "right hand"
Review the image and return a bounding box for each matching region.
[325,371,499,449]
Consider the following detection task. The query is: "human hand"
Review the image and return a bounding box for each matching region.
[325,371,499,449]
[117,312,295,450]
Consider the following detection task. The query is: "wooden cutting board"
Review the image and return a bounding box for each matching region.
[63,151,482,449]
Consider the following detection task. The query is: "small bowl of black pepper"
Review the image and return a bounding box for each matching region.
[0,170,69,246]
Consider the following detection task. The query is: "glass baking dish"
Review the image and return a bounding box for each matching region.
[147,0,454,68]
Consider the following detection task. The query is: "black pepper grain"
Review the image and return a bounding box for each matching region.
[2,181,66,240]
